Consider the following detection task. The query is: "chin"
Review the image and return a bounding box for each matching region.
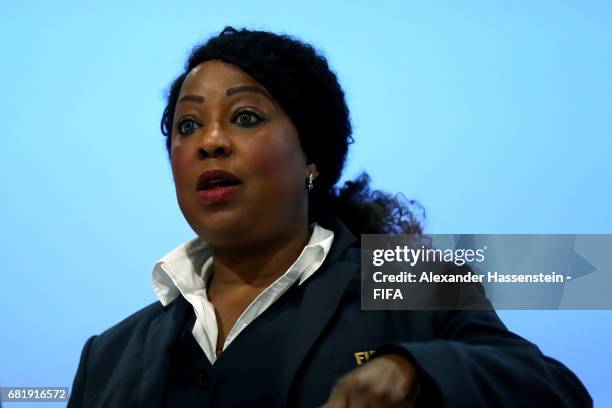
[190,210,253,242]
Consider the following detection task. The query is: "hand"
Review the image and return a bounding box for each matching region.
[320,353,420,408]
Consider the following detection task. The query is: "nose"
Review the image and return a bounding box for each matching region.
[197,122,232,160]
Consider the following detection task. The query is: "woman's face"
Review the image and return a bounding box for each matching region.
[170,60,313,248]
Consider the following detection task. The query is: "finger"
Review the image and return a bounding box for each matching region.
[347,387,371,408]
[346,374,392,408]
[323,380,350,408]
[403,378,421,408]
[347,360,414,408]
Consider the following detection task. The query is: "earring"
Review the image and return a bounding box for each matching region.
[307,173,315,191]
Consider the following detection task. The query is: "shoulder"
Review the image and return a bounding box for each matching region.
[70,300,169,397]
[101,300,163,335]
[90,300,164,352]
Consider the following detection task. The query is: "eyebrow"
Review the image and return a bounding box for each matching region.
[177,86,276,107]
[226,85,273,100]
[178,94,204,103]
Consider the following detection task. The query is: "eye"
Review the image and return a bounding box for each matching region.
[233,110,263,127]
[177,117,200,135]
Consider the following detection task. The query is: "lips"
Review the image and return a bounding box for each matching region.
[197,169,242,191]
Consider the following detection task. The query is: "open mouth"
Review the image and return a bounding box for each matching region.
[199,179,241,190]
[197,169,242,191]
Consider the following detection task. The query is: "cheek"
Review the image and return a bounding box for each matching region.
[245,133,305,192]
[170,144,193,195]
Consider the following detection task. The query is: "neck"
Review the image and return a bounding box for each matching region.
[208,221,311,290]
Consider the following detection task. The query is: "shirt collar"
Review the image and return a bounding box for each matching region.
[152,223,334,307]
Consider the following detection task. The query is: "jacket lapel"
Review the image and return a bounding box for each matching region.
[281,219,359,405]
[137,294,192,408]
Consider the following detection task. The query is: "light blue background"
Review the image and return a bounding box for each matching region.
[1,1,610,406]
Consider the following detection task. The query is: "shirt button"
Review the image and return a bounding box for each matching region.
[197,369,214,388]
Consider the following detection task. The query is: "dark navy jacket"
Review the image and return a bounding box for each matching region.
[67,220,592,407]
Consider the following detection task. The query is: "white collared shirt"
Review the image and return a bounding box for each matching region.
[151,223,334,363]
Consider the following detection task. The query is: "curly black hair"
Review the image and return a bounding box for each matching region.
[161,26,424,236]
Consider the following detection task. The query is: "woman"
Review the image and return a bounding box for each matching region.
[68,27,591,407]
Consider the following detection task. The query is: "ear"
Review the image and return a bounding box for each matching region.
[306,163,319,179]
